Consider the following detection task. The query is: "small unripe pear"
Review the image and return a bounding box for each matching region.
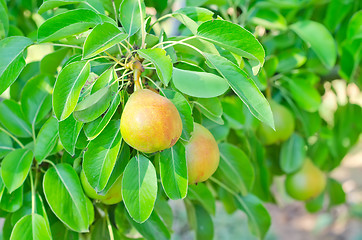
[120,89,182,153]
[257,100,295,145]
[80,170,123,205]
[186,123,220,185]
[285,159,326,201]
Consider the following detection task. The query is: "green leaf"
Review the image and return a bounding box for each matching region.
[0,131,13,158]
[159,141,188,200]
[50,221,79,239]
[172,68,229,98]
[235,194,271,239]
[10,193,50,230]
[43,163,89,232]
[85,196,94,225]
[74,87,114,123]
[290,20,336,69]
[276,49,307,72]
[283,76,321,112]
[194,97,224,125]
[2,215,13,240]
[324,0,353,32]
[75,129,89,149]
[122,154,157,223]
[10,214,52,240]
[280,134,306,174]
[37,9,101,42]
[347,10,362,40]
[305,192,324,213]
[154,198,173,230]
[38,0,85,14]
[35,117,59,163]
[10,62,40,101]
[162,89,193,141]
[91,67,114,94]
[1,149,33,193]
[0,0,8,39]
[218,143,254,195]
[84,90,121,140]
[127,210,171,240]
[52,61,90,121]
[195,204,213,240]
[83,22,128,59]
[176,7,214,22]
[0,185,23,212]
[188,183,215,215]
[98,142,130,195]
[0,99,32,138]
[161,32,177,63]
[197,20,265,74]
[204,53,275,129]
[90,218,121,240]
[221,97,245,129]
[59,113,83,156]
[83,120,122,192]
[114,204,132,234]
[21,74,53,126]
[119,0,145,36]
[0,36,33,94]
[172,7,214,35]
[138,48,173,86]
[249,8,287,30]
[40,48,70,75]
[327,178,346,207]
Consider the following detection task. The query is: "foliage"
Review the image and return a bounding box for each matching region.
[0,0,361,239]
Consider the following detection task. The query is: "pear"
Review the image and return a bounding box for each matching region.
[257,100,295,145]
[285,159,326,201]
[120,89,182,153]
[186,123,220,185]
[80,170,123,205]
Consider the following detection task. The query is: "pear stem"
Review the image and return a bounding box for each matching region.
[132,60,144,91]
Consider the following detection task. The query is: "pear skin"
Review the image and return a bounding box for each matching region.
[186,123,220,185]
[80,170,123,205]
[285,159,326,201]
[258,100,295,145]
[120,89,182,153]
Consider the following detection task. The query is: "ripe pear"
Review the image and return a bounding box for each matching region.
[120,89,182,153]
[285,159,326,201]
[80,170,123,205]
[186,123,220,185]
[257,100,295,145]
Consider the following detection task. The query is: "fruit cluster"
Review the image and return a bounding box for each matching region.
[81,88,220,203]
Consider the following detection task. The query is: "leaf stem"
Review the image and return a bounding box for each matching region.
[123,39,134,50]
[162,41,205,58]
[143,75,165,96]
[104,51,125,66]
[32,123,36,146]
[147,13,172,32]
[0,127,24,148]
[105,209,114,240]
[151,35,197,49]
[29,169,35,214]
[209,176,237,196]
[45,43,82,49]
[118,42,131,55]
[111,0,118,24]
